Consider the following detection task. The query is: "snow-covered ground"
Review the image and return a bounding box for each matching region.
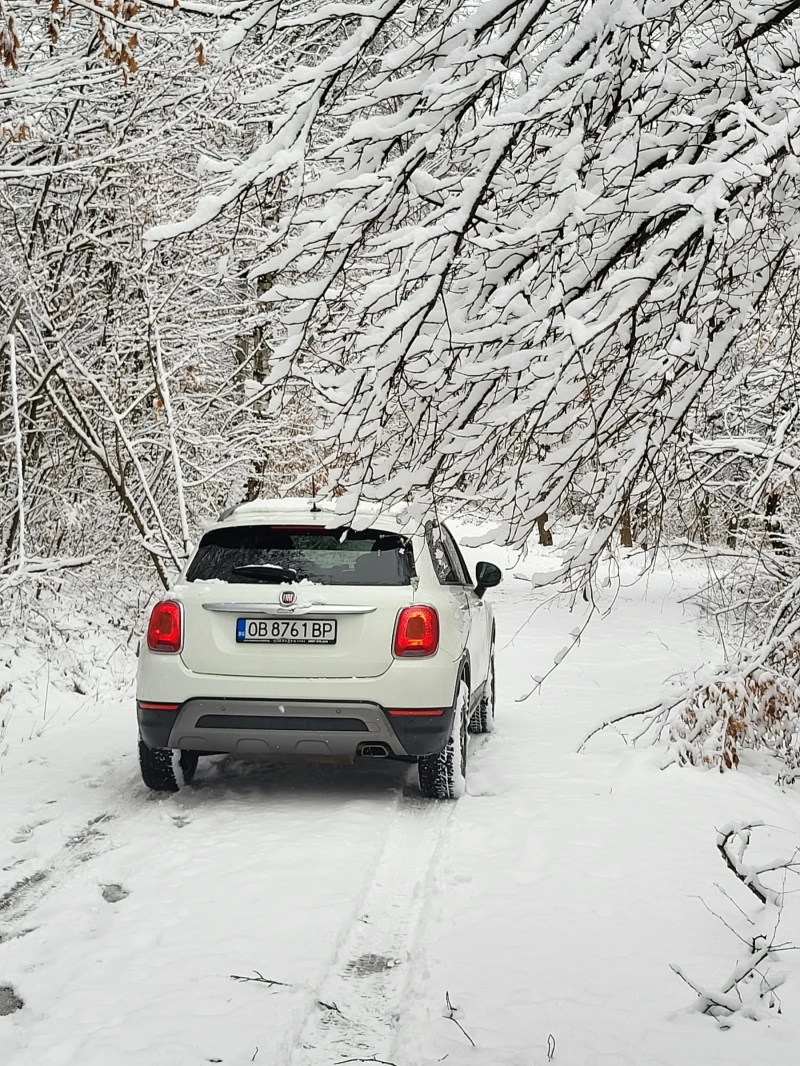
[2,548,800,1065]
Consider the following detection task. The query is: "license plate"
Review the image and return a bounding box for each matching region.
[236,618,337,644]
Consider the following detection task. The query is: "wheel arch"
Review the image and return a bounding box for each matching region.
[458,652,471,694]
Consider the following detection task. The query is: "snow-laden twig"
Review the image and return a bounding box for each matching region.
[0,556,94,598]
[576,696,681,754]
[6,334,25,570]
[519,603,596,702]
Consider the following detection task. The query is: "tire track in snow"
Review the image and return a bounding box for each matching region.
[288,794,455,1066]
[0,813,115,936]
[0,751,167,942]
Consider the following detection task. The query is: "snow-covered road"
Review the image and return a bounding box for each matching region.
[3,555,800,1065]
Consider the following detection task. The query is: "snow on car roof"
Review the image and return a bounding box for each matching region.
[215,497,426,535]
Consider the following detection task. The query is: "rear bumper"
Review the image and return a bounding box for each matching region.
[137,697,455,758]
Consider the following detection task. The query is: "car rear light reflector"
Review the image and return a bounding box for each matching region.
[137,701,181,712]
[147,600,183,654]
[393,605,439,657]
[386,708,445,717]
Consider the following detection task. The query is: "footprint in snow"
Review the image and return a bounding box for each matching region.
[66,814,113,851]
[344,953,402,977]
[0,985,24,1016]
[101,884,129,904]
[10,819,50,844]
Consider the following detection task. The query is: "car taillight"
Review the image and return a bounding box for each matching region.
[147,600,182,653]
[393,605,439,657]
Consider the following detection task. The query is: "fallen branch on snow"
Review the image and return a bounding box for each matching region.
[576,697,681,753]
[444,991,475,1047]
[671,824,796,1022]
[670,946,778,1020]
[230,971,290,988]
[318,999,343,1014]
[335,1058,399,1066]
[716,822,794,906]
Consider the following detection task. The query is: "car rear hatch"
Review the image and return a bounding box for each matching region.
[178,522,415,679]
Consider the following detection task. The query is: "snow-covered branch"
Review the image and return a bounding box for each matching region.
[149,0,800,586]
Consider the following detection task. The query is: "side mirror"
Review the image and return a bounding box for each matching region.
[475,561,502,598]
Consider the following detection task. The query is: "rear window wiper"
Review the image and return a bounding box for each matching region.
[231,564,298,583]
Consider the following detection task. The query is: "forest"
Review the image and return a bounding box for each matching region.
[4,0,800,761]
[4,5,800,1060]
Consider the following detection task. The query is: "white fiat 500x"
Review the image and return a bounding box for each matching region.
[136,499,501,799]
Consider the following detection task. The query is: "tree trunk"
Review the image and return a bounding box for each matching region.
[537,513,553,547]
[620,507,633,548]
[697,494,711,545]
[765,489,788,555]
[726,515,739,549]
[633,497,648,551]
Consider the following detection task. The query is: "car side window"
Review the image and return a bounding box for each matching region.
[426,523,461,585]
[441,525,472,586]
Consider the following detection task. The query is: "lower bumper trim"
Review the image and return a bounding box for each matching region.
[195,714,368,732]
[137,694,457,757]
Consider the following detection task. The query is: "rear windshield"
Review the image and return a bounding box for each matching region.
[185,525,415,586]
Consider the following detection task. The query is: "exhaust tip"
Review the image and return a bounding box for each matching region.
[358,743,390,759]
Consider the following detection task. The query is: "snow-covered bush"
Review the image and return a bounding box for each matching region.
[671,669,800,773]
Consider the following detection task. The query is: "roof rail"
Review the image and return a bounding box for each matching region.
[217,502,241,521]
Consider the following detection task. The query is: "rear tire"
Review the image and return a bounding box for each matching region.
[469,644,496,734]
[138,739,198,793]
[418,679,469,800]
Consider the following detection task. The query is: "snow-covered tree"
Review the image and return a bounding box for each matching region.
[149,0,800,586]
[0,0,315,589]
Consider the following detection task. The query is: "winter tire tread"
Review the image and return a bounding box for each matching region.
[418,679,469,800]
[138,739,198,792]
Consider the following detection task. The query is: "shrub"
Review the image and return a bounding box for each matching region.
[672,669,800,772]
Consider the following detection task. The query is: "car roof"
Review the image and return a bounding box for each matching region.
[212,497,426,536]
